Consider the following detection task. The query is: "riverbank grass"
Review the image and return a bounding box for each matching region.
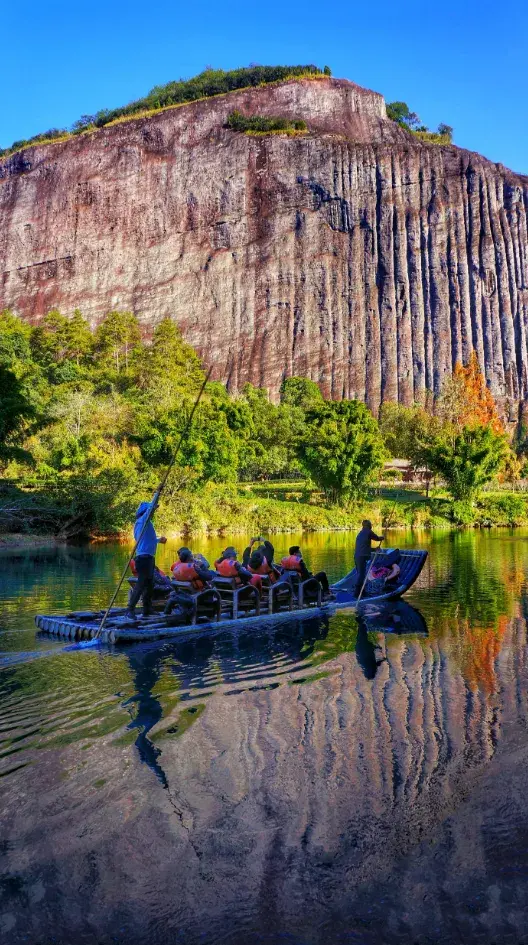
[2,480,528,548]
[142,482,528,536]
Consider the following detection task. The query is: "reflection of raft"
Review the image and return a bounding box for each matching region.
[35,549,428,645]
[358,599,429,636]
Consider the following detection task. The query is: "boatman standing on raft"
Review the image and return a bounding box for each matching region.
[126,492,167,622]
[354,519,384,597]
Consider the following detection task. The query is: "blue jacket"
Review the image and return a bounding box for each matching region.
[134,500,159,557]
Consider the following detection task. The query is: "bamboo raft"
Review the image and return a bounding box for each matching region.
[35,549,428,645]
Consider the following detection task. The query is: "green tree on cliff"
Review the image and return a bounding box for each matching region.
[437,123,453,142]
[386,101,421,129]
[386,102,453,142]
[94,311,141,374]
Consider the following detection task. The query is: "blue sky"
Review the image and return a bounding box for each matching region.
[2,0,527,173]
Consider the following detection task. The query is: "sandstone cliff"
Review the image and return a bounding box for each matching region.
[1,76,527,411]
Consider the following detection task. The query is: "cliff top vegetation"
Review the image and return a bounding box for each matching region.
[0,64,455,160]
[226,111,308,135]
[0,64,329,160]
[386,100,453,144]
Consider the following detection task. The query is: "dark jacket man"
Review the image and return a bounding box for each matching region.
[354,520,383,596]
[242,537,275,568]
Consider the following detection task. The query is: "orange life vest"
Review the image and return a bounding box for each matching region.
[281,554,303,572]
[249,556,277,583]
[215,557,240,579]
[172,561,205,591]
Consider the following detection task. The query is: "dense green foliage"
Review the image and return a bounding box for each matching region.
[420,426,509,502]
[227,111,307,133]
[386,100,453,143]
[0,308,521,537]
[298,400,386,504]
[279,376,324,410]
[379,402,439,468]
[0,365,36,464]
[1,65,324,158]
[380,400,510,505]
[1,310,389,536]
[386,101,421,127]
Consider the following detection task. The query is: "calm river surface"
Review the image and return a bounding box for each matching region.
[2,529,528,944]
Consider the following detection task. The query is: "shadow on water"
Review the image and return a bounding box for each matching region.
[118,614,332,786]
[122,649,169,788]
[354,621,383,680]
[354,600,429,680]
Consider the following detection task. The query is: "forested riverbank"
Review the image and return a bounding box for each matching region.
[4,479,528,551]
[2,308,528,543]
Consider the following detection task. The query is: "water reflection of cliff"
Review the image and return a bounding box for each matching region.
[4,534,528,942]
[141,610,528,943]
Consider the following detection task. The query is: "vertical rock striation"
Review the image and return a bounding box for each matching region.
[1,76,527,410]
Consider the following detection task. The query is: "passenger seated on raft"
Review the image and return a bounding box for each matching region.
[247,549,281,586]
[279,546,334,600]
[164,547,213,617]
[171,547,212,590]
[368,549,402,585]
[192,553,214,575]
[242,536,276,568]
[214,546,263,595]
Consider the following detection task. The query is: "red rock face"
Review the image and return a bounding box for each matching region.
[1,76,527,410]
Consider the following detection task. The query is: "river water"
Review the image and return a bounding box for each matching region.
[1,529,528,944]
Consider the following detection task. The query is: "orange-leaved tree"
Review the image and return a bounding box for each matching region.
[439,351,503,432]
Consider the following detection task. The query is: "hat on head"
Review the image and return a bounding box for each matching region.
[223,546,237,557]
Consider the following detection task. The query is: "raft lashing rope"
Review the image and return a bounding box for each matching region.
[35,609,196,645]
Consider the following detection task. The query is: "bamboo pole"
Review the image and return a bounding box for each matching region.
[93,368,212,640]
[355,502,398,605]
